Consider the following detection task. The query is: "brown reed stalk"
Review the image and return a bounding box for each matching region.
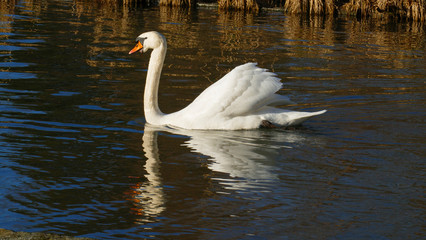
[343,0,425,21]
[160,0,196,7]
[284,0,336,15]
[284,0,424,21]
[218,0,260,12]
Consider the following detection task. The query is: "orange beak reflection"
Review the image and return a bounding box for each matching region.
[129,41,143,54]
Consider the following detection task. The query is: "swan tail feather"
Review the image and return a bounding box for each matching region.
[282,110,327,126]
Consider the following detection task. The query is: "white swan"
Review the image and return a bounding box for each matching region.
[129,31,326,130]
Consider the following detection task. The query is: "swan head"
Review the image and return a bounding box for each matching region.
[129,31,166,54]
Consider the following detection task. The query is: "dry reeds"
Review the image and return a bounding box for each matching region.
[284,0,336,15]
[160,0,197,8]
[383,0,425,21]
[284,0,425,21]
[342,0,425,21]
[92,0,152,7]
[81,0,425,21]
[218,0,260,12]
[340,0,375,17]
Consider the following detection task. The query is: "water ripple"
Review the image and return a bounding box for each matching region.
[0,72,37,79]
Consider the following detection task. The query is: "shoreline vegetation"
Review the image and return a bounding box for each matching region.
[94,0,425,22]
[0,228,94,240]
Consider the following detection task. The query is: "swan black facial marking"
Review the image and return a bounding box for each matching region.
[136,37,147,43]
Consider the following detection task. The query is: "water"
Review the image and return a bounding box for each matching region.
[0,1,425,239]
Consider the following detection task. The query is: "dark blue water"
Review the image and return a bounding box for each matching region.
[0,1,424,239]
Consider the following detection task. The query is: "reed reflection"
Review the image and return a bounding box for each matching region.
[281,14,424,65]
[72,0,137,72]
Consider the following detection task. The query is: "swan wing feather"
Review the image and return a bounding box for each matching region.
[182,63,284,118]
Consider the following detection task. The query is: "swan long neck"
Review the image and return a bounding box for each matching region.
[144,42,167,124]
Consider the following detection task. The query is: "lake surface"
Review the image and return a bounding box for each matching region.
[0,1,425,239]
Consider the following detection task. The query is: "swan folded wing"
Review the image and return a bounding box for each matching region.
[183,63,284,119]
[264,94,295,106]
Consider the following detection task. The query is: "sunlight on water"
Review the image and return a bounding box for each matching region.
[0,0,424,239]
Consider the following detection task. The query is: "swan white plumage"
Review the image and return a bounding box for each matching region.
[129,31,326,130]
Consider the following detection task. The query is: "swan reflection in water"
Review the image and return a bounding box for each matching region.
[129,124,166,223]
[131,123,320,221]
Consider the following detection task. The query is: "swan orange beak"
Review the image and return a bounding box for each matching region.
[129,41,143,54]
